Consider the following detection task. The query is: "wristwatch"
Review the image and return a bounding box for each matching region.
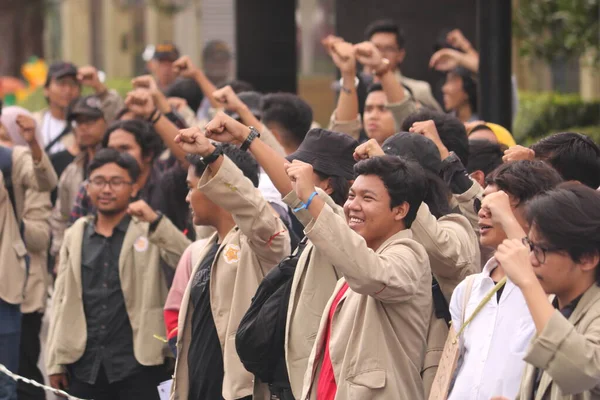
[240,126,261,152]
[201,145,223,165]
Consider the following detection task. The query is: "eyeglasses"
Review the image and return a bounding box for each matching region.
[522,236,560,264]
[89,177,133,190]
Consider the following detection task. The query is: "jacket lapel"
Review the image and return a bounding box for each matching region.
[119,219,142,278]
[69,218,91,299]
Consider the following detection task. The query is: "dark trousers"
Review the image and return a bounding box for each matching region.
[17,312,45,400]
[68,365,168,400]
[0,299,21,400]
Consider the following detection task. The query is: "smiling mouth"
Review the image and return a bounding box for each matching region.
[349,217,364,224]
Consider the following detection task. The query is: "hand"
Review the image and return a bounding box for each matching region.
[409,120,449,159]
[173,56,199,79]
[321,34,344,51]
[446,29,473,53]
[326,39,356,75]
[15,114,38,144]
[353,42,385,74]
[124,89,156,119]
[127,200,159,223]
[203,111,251,144]
[49,373,69,391]
[132,75,159,94]
[168,97,188,111]
[77,66,106,94]
[284,160,316,203]
[481,190,516,228]
[495,238,537,287]
[503,145,535,163]
[354,138,385,161]
[212,85,245,112]
[174,126,216,157]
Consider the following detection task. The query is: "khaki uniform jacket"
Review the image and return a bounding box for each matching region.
[282,189,344,398]
[50,152,86,256]
[396,71,443,112]
[300,204,432,400]
[0,146,55,305]
[46,215,191,375]
[410,203,481,397]
[171,156,290,400]
[33,89,124,152]
[517,284,600,400]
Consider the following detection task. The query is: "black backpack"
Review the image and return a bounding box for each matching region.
[235,237,310,384]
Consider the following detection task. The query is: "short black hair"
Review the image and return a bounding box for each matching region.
[314,170,351,207]
[364,19,405,49]
[221,80,254,94]
[451,67,478,113]
[165,78,204,113]
[186,143,260,188]
[486,160,563,207]
[527,182,600,284]
[531,132,600,189]
[402,110,469,166]
[366,83,384,96]
[354,155,427,228]
[88,148,141,182]
[102,120,164,162]
[467,140,504,175]
[261,93,313,148]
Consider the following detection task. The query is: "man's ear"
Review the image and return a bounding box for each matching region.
[397,48,406,64]
[324,177,334,195]
[470,170,485,187]
[392,201,410,221]
[579,252,600,274]
[130,182,140,199]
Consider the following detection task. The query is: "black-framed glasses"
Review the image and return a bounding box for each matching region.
[89,177,133,190]
[522,236,560,264]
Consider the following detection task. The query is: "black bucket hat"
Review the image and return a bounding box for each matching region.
[382,132,442,174]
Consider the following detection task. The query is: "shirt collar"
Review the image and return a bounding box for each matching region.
[552,293,584,319]
[482,257,499,277]
[86,214,131,238]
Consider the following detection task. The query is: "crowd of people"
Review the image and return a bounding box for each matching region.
[1,19,600,400]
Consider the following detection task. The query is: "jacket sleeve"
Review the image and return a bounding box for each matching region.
[198,156,291,266]
[453,180,484,233]
[283,187,344,228]
[304,204,430,303]
[388,98,417,132]
[410,203,480,299]
[13,146,57,192]
[148,216,191,269]
[21,188,51,254]
[524,310,600,395]
[32,152,58,191]
[327,112,362,141]
[99,89,125,123]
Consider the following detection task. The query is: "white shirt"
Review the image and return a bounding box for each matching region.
[42,112,67,154]
[448,258,535,400]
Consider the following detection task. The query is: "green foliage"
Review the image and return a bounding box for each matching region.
[514,91,600,144]
[17,79,132,112]
[514,0,600,63]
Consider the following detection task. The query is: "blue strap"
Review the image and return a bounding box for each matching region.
[293,191,319,212]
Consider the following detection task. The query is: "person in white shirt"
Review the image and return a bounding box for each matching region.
[448,160,563,400]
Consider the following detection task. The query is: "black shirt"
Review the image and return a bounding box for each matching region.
[70,215,142,384]
[49,150,75,205]
[188,241,223,400]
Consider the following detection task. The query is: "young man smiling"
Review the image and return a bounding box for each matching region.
[285,155,432,400]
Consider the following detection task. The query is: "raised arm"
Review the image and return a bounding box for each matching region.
[173,56,220,109]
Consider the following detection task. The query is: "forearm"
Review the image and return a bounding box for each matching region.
[249,138,293,197]
[501,217,527,240]
[335,71,359,122]
[521,279,555,334]
[379,69,405,104]
[192,70,219,108]
[153,115,189,166]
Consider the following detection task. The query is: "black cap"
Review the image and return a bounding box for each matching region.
[66,96,104,122]
[45,61,78,87]
[286,128,358,180]
[225,91,262,121]
[153,42,180,62]
[382,132,442,174]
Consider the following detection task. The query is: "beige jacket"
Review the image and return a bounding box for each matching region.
[33,89,124,152]
[46,215,190,375]
[50,152,87,256]
[410,203,481,397]
[283,189,344,398]
[517,284,600,400]
[300,204,432,400]
[328,98,417,142]
[396,71,442,112]
[171,156,290,400]
[0,146,55,305]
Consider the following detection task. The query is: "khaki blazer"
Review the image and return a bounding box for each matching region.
[300,205,432,400]
[517,284,600,400]
[170,156,290,400]
[0,146,55,305]
[282,189,344,398]
[410,202,481,397]
[45,215,190,375]
[396,71,443,112]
